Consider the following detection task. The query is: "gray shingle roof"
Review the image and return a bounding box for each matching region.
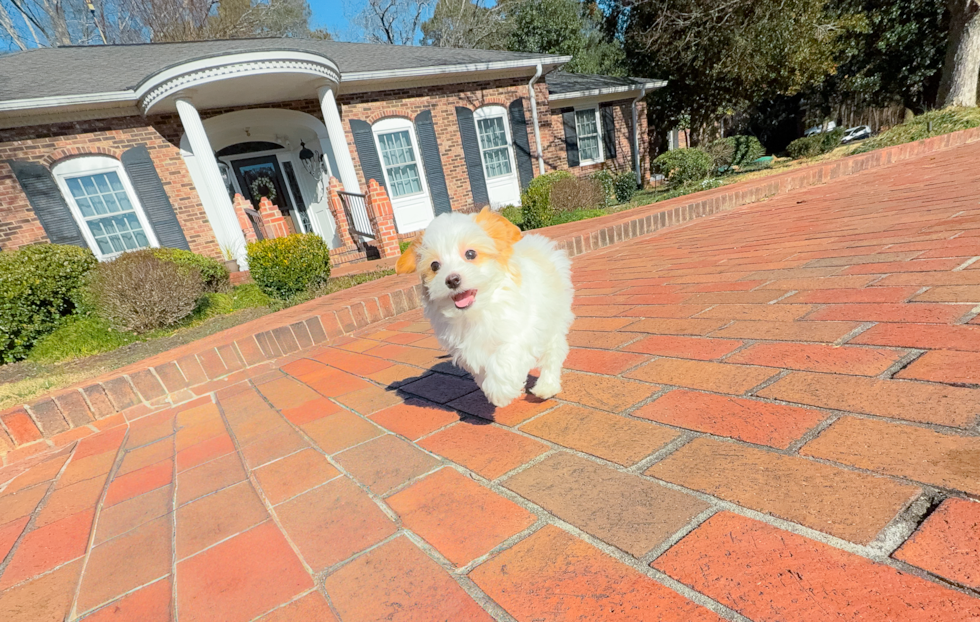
[0,38,566,103]
[546,71,664,98]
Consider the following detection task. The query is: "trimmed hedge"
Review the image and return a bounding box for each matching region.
[247,233,332,299]
[653,148,713,184]
[520,170,574,230]
[787,128,845,159]
[0,244,98,363]
[149,247,229,292]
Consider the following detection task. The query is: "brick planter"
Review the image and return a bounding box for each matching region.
[3,126,980,461]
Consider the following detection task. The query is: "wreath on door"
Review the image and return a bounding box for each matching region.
[250,176,277,203]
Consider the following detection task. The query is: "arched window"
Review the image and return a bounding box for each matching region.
[52,156,158,259]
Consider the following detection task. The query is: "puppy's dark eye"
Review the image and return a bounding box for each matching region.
[430,261,441,272]
[465,250,477,260]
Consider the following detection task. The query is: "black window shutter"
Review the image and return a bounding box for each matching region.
[562,110,580,168]
[7,160,86,247]
[508,99,535,190]
[454,107,490,209]
[349,119,386,193]
[414,110,453,216]
[601,106,617,160]
[121,146,190,251]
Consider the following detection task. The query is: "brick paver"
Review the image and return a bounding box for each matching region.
[2,141,980,619]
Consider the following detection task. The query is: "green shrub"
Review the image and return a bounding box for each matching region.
[398,240,412,254]
[613,171,638,203]
[549,177,606,214]
[856,107,980,153]
[149,247,229,292]
[500,205,524,227]
[28,316,137,363]
[786,135,826,159]
[821,127,845,152]
[89,250,203,334]
[589,170,616,206]
[0,244,97,363]
[520,170,574,230]
[247,233,331,299]
[787,128,845,160]
[230,283,271,310]
[703,140,735,170]
[652,148,713,184]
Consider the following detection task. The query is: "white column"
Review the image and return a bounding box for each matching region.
[318,86,361,194]
[175,97,247,266]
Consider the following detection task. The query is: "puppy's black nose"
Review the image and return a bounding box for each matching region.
[445,274,461,290]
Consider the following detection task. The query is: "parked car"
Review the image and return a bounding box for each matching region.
[804,121,837,137]
[841,125,873,144]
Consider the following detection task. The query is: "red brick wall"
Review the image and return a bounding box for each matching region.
[0,119,221,258]
[546,99,650,183]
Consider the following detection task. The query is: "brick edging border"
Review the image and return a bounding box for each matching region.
[3,125,979,460]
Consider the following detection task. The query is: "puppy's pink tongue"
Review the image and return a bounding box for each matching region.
[452,289,477,309]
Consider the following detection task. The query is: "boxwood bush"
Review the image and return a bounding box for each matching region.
[149,247,229,292]
[519,170,574,230]
[707,135,766,169]
[0,244,98,363]
[787,128,845,160]
[613,171,638,203]
[652,148,713,184]
[247,233,331,299]
[589,170,616,206]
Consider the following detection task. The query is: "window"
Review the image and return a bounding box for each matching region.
[376,129,423,197]
[53,156,157,259]
[476,116,513,178]
[575,108,602,164]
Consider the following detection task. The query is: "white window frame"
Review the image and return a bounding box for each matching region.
[574,106,604,166]
[371,117,430,200]
[52,156,159,260]
[473,105,517,179]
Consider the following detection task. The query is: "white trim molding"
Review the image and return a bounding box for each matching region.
[137,51,342,114]
[548,80,666,104]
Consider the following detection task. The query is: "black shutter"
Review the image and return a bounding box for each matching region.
[7,160,85,247]
[561,109,579,168]
[121,146,190,251]
[349,119,386,193]
[508,99,535,190]
[414,110,453,216]
[601,105,617,160]
[454,107,490,209]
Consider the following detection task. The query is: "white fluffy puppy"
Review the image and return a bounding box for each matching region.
[396,207,574,408]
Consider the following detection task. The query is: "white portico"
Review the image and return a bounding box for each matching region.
[136,50,361,266]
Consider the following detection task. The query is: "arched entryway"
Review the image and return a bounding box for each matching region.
[179,108,343,250]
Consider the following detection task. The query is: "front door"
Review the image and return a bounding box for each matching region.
[475,107,522,208]
[232,156,297,234]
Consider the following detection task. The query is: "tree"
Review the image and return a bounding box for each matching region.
[352,0,434,45]
[938,0,980,107]
[421,0,509,48]
[622,0,863,144]
[0,0,318,49]
[507,0,625,75]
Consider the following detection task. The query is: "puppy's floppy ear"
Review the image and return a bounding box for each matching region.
[474,206,522,252]
[395,238,421,274]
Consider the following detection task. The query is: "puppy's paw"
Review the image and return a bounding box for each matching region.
[480,379,522,409]
[529,378,561,400]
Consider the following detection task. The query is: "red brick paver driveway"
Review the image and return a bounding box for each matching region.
[3,144,980,621]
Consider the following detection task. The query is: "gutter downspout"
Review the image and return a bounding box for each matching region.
[632,86,647,186]
[528,63,545,175]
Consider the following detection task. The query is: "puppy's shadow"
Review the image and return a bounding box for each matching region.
[383,355,540,427]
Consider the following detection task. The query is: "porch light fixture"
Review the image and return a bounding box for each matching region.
[298,141,324,178]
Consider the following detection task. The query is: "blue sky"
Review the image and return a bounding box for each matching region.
[311,0,358,36]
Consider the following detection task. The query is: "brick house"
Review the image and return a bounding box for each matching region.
[0,39,663,267]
